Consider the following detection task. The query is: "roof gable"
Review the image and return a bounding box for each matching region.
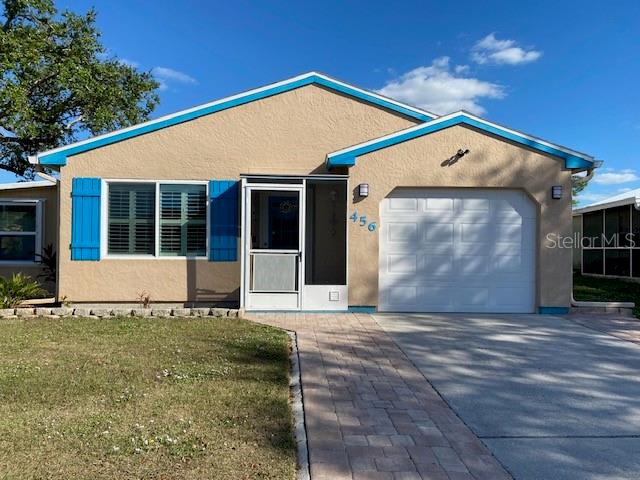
[32,72,435,166]
[326,111,596,171]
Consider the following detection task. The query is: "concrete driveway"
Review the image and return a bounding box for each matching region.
[375,313,640,480]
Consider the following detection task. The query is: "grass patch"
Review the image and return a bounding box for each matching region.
[0,317,296,479]
[574,273,640,319]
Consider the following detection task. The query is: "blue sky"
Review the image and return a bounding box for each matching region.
[17,0,640,205]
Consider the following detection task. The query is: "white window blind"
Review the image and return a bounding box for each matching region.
[159,184,206,256]
[108,183,156,255]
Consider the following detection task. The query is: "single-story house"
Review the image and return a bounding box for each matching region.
[19,72,596,313]
[573,188,640,279]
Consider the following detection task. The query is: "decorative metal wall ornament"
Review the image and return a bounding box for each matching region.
[278,200,297,215]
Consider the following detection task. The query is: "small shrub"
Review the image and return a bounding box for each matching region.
[0,273,43,308]
[137,291,151,308]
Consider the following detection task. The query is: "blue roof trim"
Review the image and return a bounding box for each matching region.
[37,73,434,166]
[327,114,595,170]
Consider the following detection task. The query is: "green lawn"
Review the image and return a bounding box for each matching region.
[0,317,296,480]
[574,273,640,319]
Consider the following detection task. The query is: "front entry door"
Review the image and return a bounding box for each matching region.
[244,185,303,310]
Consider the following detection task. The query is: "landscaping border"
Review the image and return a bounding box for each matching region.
[0,307,240,318]
[287,331,310,480]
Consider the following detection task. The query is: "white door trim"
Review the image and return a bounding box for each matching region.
[242,183,304,310]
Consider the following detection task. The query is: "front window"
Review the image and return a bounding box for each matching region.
[160,184,206,256]
[106,182,207,257]
[0,201,41,262]
[108,183,156,255]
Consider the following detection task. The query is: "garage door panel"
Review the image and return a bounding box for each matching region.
[423,222,454,244]
[386,197,418,212]
[493,242,523,256]
[421,254,454,276]
[455,242,492,256]
[493,254,523,274]
[496,223,523,243]
[425,197,454,211]
[460,223,492,244]
[387,254,417,274]
[494,285,534,306]
[458,287,490,307]
[461,198,491,211]
[386,286,418,307]
[387,223,418,243]
[494,198,535,221]
[380,189,536,313]
[418,286,453,307]
[458,255,490,275]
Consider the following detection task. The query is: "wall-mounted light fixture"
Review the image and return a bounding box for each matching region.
[551,185,563,199]
[358,183,369,198]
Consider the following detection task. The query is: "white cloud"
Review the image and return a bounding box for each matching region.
[151,67,198,91]
[471,33,542,66]
[592,169,640,185]
[119,58,139,68]
[577,192,610,204]
[375,57,505,115]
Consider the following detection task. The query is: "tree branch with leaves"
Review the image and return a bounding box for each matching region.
[572,174,590,206]
[0,0,159,177]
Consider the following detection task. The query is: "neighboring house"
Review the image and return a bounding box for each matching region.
[25,72,596,313]
[573,189,640,280]
[0,175,58,291]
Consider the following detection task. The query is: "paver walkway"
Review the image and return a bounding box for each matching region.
[246,312,511,480]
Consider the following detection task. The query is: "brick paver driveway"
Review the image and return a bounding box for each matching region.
[247,312,511,480]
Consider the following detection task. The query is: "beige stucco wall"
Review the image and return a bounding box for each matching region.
[346,124,573,309]
[0,184,58,292]
[57,84,418,303]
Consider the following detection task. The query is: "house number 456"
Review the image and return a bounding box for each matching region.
[350,212,377,232]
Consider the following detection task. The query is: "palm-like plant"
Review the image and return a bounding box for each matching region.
[0,274,43,308]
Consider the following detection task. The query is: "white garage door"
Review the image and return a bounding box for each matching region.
[379,189,536,313]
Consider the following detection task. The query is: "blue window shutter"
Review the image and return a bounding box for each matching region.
[71,178,101,261]
[209,180,239,261]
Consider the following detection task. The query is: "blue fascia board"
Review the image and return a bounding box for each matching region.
[38,74,434,166]
[327,114,595,171]
[539,306,570,315]
[347,305,377,313]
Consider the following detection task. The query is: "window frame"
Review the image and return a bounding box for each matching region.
[0,199,44,265]
[581,204,637,279]
[101,179,209,260]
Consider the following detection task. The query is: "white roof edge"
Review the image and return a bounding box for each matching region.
[328,110,595,161]
[574,191,640,214]
[33,71,437,162]
[0,179,56,191]
[311,71,438,119]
